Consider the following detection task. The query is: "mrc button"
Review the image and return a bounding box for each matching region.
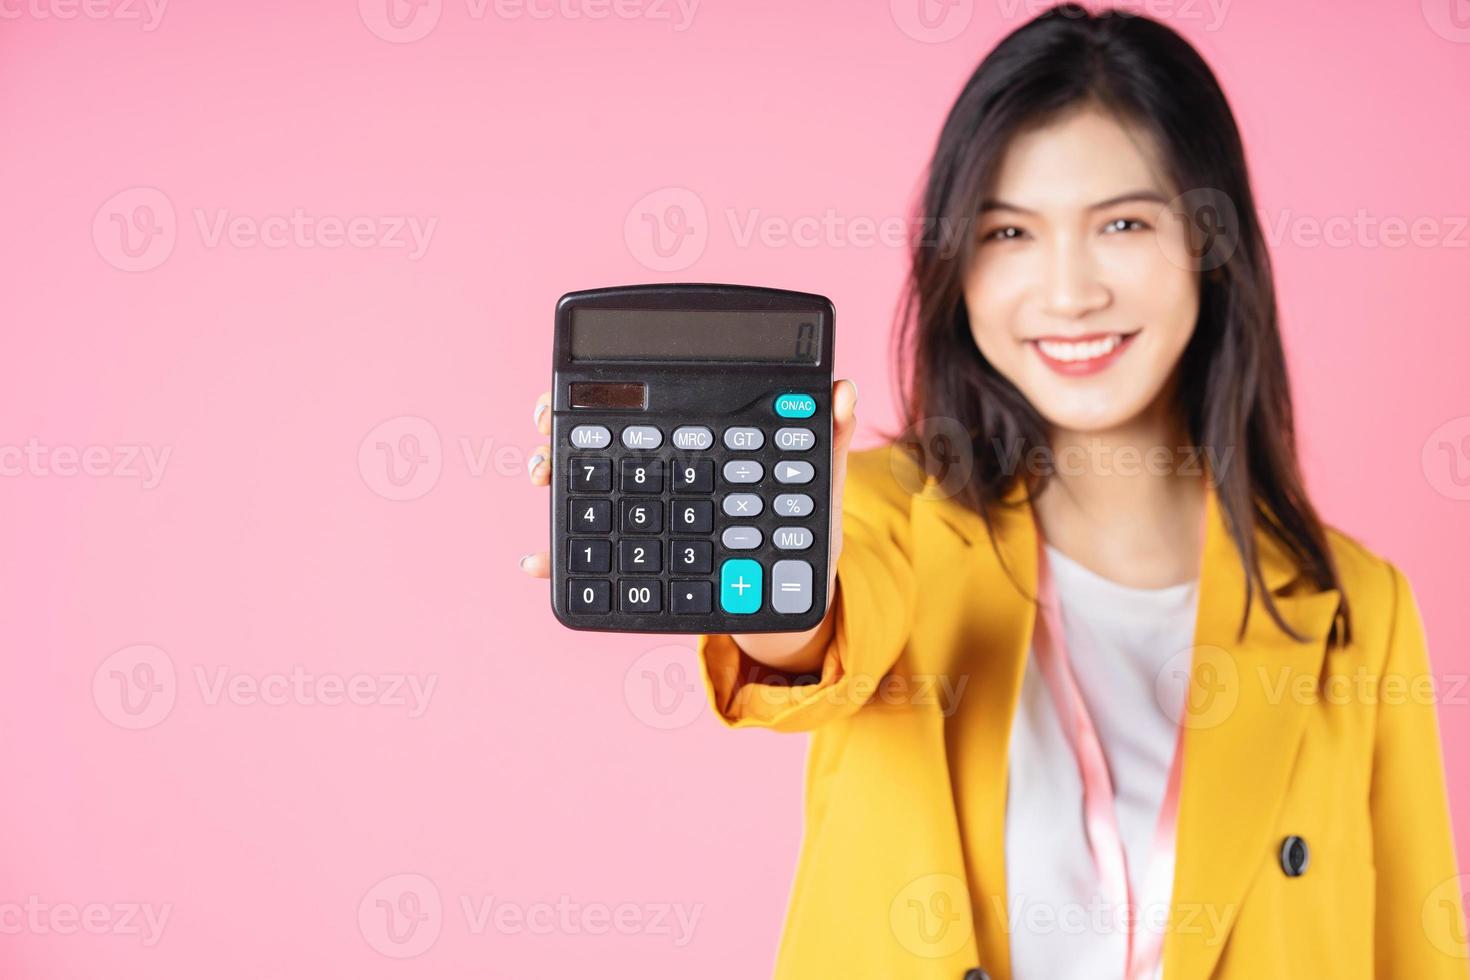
[773,393,817,418]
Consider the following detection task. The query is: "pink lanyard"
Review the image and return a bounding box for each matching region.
[1030,515,1202,979]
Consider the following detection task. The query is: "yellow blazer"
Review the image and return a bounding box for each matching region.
[698,444,1467,980]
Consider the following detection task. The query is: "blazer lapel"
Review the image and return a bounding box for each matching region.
[903,466,1341,980]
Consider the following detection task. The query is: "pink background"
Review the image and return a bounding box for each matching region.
[2,0,1468,976]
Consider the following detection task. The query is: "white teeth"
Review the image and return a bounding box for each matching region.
[1036,334,1123,362]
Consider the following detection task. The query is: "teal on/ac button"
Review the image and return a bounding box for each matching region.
[720,559,763,614]
[774,393,817,419]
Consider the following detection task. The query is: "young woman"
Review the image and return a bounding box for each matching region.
[521,5,1465,978]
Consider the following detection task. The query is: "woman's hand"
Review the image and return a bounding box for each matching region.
[520,380,858,674]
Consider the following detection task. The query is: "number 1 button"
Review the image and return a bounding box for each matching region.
[720,559,763,615]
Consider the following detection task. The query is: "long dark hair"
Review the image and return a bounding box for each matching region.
[885,2,1351,646]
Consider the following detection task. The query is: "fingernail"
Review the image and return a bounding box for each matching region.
[527,453,546,477]
[518,554,533,568]
[848,379,858,403]
[533,403,548,427]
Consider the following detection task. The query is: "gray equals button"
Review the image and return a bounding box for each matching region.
[771,560,813,614]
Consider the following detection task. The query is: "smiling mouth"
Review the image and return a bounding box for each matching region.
[1029,329,1140,364]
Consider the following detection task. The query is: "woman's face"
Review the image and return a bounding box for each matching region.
[963,106,1200,436]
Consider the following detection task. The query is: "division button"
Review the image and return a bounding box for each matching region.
[774,460,815,484]
[720,558,763,615]
[771,560,813,614]
[619,425,664,450]
[569,425,612,449]
[671,426,714,451]
[773,493,814,517]
[722,459,764,484]
[721,526,763,550]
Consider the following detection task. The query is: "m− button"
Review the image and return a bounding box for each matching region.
[620,425,663,450]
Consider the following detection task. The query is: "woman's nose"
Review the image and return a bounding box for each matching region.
[1040,239,1110,319]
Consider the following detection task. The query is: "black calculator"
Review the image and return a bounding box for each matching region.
[548,283,834,634]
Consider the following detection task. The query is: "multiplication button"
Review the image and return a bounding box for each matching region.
[722,493,763,518]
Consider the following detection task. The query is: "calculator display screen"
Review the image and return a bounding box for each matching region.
[569,309,821,364]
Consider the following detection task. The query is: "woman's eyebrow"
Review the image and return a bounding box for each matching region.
[979,190,1169,214]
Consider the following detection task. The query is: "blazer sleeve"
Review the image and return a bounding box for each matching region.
[695,445,919,733]
[1371,561,1469,977]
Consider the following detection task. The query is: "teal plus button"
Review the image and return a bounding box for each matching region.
[720,559,763,614]
[774,393,817,419]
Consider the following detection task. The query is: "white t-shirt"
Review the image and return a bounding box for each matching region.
[1005,542,1199,980]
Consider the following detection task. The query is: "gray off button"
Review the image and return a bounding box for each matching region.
[774,460,815,484]
[771,560,813,614]
[774,427,815,451]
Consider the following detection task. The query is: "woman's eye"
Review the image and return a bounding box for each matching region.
[1103,217,1149,234]
[982,225,1027,242]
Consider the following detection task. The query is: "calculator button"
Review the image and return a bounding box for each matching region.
[722,493,763,518]
[568,579,611,614]
[569,425,612,449]
[671,539,712,574]
[771,560,813,614]
[618,579,662,613]
[671,426,714,451]
[569,457,611,492]
[569,539,611,573]
[619,539,662,573]
[721,526,762,550]
[773,526,813,550]
[722,460,763,484]
[620,499,663,533]
[774,427,816,452]
[671,498,713,533]
[672,459,714,493]
[722,427,765,451]
[720,559,763,614]
[774,493,814,517]
[620,458,664,493]
[620,425,664,450]
[774,460,815,485]
[774,393,817,419]
[569,498,612,533]
[671,581,714,615]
